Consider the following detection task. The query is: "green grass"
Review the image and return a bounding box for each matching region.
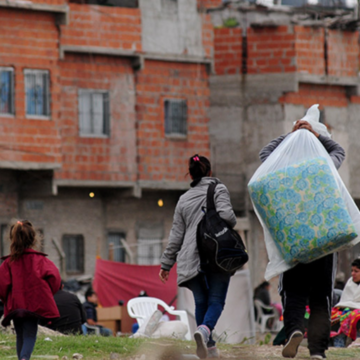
[2,332,360,360]
[0,333,146,359]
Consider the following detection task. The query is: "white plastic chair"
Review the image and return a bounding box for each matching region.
[82,322,100,335]
[254,299,279,333]
[127,297,191,340]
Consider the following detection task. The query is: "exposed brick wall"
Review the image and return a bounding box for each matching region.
[215,26,297,75]
[279,83,348,107]
[136,60,210,183]
[201,13,214,59]
[60,4,141,51]
[0,9,62,165]
[56,53,137,182]
[351,95,360,104]
[327,29,359,78]
[294,26,325,76]
[247,26,296,74]
[213,25,358,78]
[214,27,242,75]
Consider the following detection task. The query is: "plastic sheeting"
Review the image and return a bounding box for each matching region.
[93,259,178,307]
[94,260,255,344]
[248,129,360,280]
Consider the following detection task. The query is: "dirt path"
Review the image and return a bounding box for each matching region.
[130,342,360,360]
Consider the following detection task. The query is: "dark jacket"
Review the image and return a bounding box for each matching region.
[0,249,61,326]
[83,301,97,322]
[47,290,87,334]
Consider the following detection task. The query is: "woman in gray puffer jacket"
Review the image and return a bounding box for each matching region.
[159,154,236,359]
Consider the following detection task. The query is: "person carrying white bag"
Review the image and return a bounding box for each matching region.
[253,104,360,359]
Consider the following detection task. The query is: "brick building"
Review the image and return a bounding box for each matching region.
[0,0,212,277]
[1,0,360,298]
[207,1,360,297]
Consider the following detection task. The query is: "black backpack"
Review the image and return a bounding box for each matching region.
[196,181,249,274]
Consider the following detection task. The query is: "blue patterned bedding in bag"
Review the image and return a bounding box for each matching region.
[249,157,357,265]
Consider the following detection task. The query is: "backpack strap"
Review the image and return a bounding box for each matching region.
[206,182,218,211]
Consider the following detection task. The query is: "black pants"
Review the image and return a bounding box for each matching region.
[279,253,336,355]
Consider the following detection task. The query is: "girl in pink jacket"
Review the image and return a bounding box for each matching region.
[0,220,61,360]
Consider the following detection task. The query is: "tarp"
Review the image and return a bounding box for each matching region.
[93,259,255,343]
[93,259,178,308]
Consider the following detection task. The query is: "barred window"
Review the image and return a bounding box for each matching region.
[137,239,162,265]
[108,232,126,262]
[164,99,187,136]
[137,223,163,265]
[0,68,14,115]
[79,90,110,136]
[24,69,50,117]
[62,234,84,274]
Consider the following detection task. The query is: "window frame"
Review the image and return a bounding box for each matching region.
[24,69,51,120]
[164,98,187,139]
[0,67,15,117]
[78,89,110,138]
[107,231,126,263]
[137,238,163,265]
[62,234,85,275]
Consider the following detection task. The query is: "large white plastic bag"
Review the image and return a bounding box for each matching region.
[248,129,360,280]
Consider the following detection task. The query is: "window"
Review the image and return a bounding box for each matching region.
[137,223,163,265]
[137,239,162,265]
[164,99,187,136]
[62,234,84,274]
[79,90,110,137]
[24,69,50,117]
[0,68,14,115]
[108,232,126,262]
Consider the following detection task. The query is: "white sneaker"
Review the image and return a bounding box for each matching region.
[310,354,326,359]
[282,330,304,358]
[194,325,210,359]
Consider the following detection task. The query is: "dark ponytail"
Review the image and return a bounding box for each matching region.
[188,154,211,180]
[10,220,37,262]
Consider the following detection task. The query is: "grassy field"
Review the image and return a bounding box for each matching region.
[1,332,360,359]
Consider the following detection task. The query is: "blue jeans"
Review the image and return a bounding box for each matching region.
[13,318,38,360]
[186,271,231,347]
[99,326,113,336]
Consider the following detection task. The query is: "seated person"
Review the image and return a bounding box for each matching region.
[254,281,283,318]
[254,281,272,309]
[331,258,360,347]
[83,289,113,336]
[46,281,87,334]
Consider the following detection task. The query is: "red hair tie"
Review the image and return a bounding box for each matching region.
[193,156,200,162]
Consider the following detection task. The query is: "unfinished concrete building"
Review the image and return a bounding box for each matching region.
[206,0,360,296]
